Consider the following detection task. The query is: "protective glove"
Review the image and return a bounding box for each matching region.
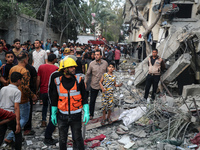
[83,104,90,125]
[51,106,58,126]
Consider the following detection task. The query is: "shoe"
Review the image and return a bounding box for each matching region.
[4,138,12,144]
[107,118,113,124]
[41,121,47,127]
[101,119,106,126]
[90,116,93,120]
[39,100,43,105]
[24,130,35,136]
[44,138,58,145]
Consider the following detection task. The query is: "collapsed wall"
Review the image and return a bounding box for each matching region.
[134,30,183,86]
[161,53,192,83]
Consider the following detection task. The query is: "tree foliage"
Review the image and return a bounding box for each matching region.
[0,0,125,43]
[88,0,125,42]
[0,0,19,22]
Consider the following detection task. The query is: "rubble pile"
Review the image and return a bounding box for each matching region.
[2,33,200,149]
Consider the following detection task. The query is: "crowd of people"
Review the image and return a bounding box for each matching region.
[0,38,127,150]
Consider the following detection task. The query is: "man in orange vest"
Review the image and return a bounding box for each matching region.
[144,49,165,101]
[50,57,89,150]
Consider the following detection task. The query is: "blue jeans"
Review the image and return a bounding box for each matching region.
[41,93,49,121]
[6,102,30,141]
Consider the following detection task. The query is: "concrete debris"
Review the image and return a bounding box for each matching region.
[2,57,200,150]
[119,107,147,126]
[164,144,176,150]
[162,53,192,83]
[130,129,147,138]
[119,124,129,131]
[116,127,129,135]
[134,29,187,86]
[109,132,119,140]
[118,135,134,149]
[182,84,200,99]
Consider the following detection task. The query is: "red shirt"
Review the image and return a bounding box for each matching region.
[38,64,58,93]
[114,49,121,60]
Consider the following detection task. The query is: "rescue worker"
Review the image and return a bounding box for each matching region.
[50,57,89,150]
[144,49,165,101]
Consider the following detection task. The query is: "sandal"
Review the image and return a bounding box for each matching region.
[101,119,106,126]
[107,118,113,124]
[40,100,43,105]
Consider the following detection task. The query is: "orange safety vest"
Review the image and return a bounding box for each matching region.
[55,75,83,114]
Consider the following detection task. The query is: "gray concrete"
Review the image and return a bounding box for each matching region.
[161,53,192,83]
[134,30,183,86]
[182,84,200,99]
[0,14,66,45]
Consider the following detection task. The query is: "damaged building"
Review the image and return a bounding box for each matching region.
[124,0,200,95]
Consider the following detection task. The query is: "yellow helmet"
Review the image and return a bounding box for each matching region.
[59,57,78,71]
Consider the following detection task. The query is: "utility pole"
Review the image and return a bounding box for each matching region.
[41,0,50,43]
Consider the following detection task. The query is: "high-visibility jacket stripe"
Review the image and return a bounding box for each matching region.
[55,75,83,113]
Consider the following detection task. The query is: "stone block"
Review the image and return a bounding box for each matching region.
[134,30,184,86]
[182,84,200,99]
[164,144,176,150]
[162,53,192,83]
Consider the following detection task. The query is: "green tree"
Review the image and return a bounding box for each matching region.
[87,0,125,42]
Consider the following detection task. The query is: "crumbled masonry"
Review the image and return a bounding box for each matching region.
[1,53,200,149]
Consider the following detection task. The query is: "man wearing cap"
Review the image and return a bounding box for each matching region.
[61,48,71,60]
[50,57,89,150]
[61,43,67,52]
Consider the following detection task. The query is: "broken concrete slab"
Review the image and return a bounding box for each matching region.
[118,135,131,145]
[116,127,129,135]
[164,144,176,150]
[134,30,192,86]
[119,124,129,131]
[166,96,175,107]
[161,53,192,83]
[118,135,134,149]
[182,84,200,99]
[129,129,147,138]
[110,132,119,140]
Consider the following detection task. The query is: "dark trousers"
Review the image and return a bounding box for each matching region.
[45,104,56,139]
[90,88,101,117]
[115,60,119,70]
[24,98,33,131]
[144,74,160,100]
[138,51,142,62]
[57,112,84,150]
[0,119,22,150]
[41,93,49,121]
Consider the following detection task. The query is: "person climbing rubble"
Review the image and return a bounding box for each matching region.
[50,57,89,150]
[144,49,165,102]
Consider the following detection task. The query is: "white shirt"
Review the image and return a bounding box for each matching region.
[32,49,47,72]
[99,47,104,57]
[54,50,59,58]
[0,84,21,112]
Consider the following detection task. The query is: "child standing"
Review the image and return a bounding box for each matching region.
[99,62,122,125]
[0,72,22,150]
